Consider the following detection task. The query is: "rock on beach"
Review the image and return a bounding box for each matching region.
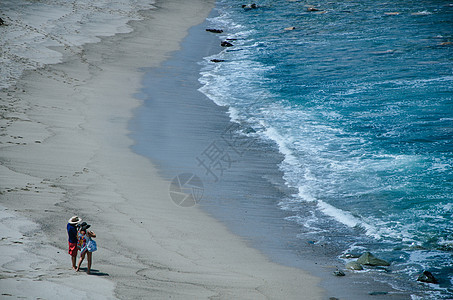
[417,271,438,284]
[221,41,234,47]
[345,261,363,270]
[356,252,390,267]
[206,28,223,33]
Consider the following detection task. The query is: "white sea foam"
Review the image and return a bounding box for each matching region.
[297,187,382,239]
[411,11,433,16]
[260,125,300,168]
[199,2,453,297]
[0,0,156,89]
[201,56,432,244]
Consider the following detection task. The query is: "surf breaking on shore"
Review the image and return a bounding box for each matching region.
[0,0,326,299]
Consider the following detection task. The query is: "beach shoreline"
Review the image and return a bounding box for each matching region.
[0,1,325,298]
[131,6,415,299]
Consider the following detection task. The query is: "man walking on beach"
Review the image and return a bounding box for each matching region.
[67,216,81,270]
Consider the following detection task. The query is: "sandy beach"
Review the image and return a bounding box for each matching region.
[0,0,325,299]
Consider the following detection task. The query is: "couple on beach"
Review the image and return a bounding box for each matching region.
[67,216,97,274]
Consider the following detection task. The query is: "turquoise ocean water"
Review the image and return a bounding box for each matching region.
[199,0,452,297]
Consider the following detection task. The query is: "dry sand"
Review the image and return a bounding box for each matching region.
[0,0,325,298]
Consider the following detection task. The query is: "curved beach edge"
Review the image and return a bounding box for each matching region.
[0,0,325,299]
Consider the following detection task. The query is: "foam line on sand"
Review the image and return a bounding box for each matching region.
[0,0,324,298]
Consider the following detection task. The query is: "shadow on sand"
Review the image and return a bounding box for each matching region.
[78,268,109,276]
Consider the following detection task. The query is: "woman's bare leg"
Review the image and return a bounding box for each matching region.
[76,252,86,272]
[87,252,92,274]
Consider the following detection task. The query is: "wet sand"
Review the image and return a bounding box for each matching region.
[0,0,324,298]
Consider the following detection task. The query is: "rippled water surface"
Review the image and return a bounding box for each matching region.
[199,0,453,297]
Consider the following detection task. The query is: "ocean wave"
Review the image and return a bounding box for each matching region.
[199,1,453,297]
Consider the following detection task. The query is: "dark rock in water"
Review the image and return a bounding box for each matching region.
[329,298,339,300]
[340,253,361,259]
[210,59,225,63]
[405,243,426,251]
[243,127,256,134]
[417,271,438,284]
[369,291,388,296]
[242,4,258,10]
[206,28,223,34]
[345,261,363,270]
[221,41,234,47]
[357,252,390,266]
[307,7,320,12]
[0,18,4,26]
[333,269,345,276]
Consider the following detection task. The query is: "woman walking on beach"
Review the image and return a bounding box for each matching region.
[76,223,97,274]
[67,216,82,270]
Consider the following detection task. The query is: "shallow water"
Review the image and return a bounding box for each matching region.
[198,0,452,298]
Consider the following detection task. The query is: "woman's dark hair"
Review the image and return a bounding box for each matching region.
[77,221,87,229]
[79,223,91,232]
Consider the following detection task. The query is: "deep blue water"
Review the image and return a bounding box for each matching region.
[199,0,453,298]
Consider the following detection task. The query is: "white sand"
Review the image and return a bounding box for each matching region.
[0,0,155,89]
[0,0,325,299]
[0,205,115,298]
